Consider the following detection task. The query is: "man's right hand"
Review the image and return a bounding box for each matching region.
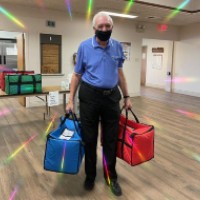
[65,72,81,113]
[66,100,74,113]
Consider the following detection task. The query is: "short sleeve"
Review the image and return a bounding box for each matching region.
[118,43,125,68]
[74,43,85,75]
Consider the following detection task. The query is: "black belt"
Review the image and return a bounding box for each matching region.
[81,81,117,96]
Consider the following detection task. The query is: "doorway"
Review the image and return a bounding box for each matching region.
[141,46,147,86]
[141,39,174,92]
[0,31,24,70]
[0,39,17,70]
[0,31,26,106]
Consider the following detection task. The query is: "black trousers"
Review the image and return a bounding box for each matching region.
[79,82,121,182]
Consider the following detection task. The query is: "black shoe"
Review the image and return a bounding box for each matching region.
[84,178,95,191]
[106,180,122,196]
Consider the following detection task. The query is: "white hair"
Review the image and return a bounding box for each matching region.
[92,12,113,28]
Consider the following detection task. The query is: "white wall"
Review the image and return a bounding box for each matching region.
[142,39,173,89]
[0,31,21,39]
[191,1,200,9]
[0,3,179,106]
[172,23,200,97]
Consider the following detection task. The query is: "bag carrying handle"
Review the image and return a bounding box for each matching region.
[46,112,80,139]
[121,108,140,123]
[59,111,80,134]
[119,108,139,159]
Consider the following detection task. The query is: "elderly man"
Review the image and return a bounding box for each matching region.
[66,11,132,196]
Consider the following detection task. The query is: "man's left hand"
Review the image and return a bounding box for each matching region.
[123,98,132,110]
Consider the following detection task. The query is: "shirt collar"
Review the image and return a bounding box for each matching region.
[92,36,113,48]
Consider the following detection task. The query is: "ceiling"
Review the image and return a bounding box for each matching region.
[1,0,200,26]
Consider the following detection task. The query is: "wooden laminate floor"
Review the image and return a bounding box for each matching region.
[0,87,200,200]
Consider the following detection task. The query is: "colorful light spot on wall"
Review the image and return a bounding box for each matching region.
[0,6,25,29]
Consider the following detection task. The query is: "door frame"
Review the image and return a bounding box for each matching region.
[141,46,147,86]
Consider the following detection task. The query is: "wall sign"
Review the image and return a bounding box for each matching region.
[48,91,59,107]
[152,47,164,53]
[152,54,163,70]
[120,42,131,61]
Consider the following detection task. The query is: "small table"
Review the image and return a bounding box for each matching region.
[0,86,70,119]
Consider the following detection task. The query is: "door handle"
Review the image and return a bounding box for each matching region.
[167,71,171,76]
[4,55,6,64]
[0,56,1,65]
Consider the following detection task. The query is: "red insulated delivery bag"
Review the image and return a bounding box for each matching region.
[117,109,154,166]
[0,70,34,91]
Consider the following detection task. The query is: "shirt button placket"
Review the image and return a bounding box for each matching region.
[103,51,106,61]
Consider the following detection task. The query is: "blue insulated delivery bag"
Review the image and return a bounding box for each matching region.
[44,113,84,174]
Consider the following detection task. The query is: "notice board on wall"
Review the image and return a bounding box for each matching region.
[152,54,163,70]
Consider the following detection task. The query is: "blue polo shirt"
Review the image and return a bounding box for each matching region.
[74,36,125,88]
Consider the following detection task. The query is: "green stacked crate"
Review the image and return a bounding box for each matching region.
[5,74,42,95]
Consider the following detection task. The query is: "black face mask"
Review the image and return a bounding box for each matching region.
[95,30,112,41]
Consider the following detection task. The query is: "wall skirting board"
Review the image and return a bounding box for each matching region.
[129,92,141,97]
[173,89,200,98]
[146,83,165,89]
